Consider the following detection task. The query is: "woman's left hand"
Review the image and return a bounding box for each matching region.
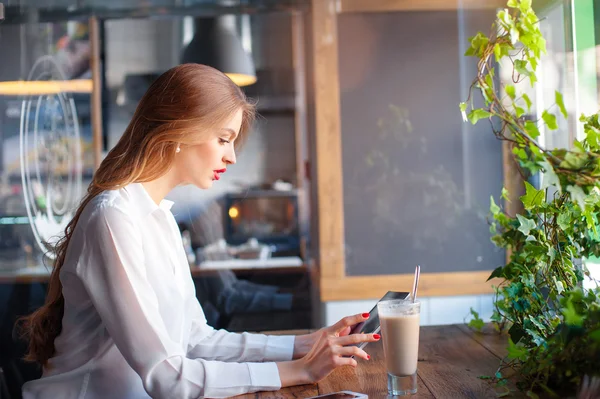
[293,312,369,359]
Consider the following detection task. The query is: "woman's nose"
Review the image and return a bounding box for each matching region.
[224,148,236,165]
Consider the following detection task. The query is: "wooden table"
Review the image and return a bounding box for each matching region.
[238,324,525,399]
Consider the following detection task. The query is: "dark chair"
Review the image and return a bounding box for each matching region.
[0,283,44,399]
[0,367,11,399]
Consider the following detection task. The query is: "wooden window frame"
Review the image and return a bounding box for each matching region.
[310,0,512,301]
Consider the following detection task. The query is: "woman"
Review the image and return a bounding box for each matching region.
[20,64,377,399]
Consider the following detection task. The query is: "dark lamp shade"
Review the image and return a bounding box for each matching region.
[181,17,257,87]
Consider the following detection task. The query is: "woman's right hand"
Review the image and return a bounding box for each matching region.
[278,313,381,387]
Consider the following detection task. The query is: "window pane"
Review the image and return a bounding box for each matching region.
[337,9,504,276]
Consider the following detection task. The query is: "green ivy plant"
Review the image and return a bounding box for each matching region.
[461,0,600,396]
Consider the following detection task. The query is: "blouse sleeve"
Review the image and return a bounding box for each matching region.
[185,292,295,362]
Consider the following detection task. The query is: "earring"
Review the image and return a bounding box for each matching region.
[176,146,181,153]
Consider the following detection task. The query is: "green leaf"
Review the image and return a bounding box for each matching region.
[507,0,518,7]
[584,208,597,235]
[522,93,532,110]
[498,9,511,29]
[491,236,504,247]
[468,32,489,57]
[517,214,536,236]
[460,102,468,122]
[468,318,485,331]
[510,26,520,45]
[464,46,477,57]
[468,308,485,331]
[520,181,544,210]
[539,160,560,191]
[547,247,556,263]
[494,43,502,60]
[528,316,546,332]
[529,73,537,87]
[567,185,587,210]
[542,111,558,130]
[585,124,600,150]
[557,210,571,231]
[515,106,525,118]
[538,36,547,54]
[573,139,586,153]
[506,85,516,100]
[468,109,491,124]
[507,337,528,361]
[515,59,530,76]
[553,276,565,294]
[491,312,502,324]
[505,282,523,298]
[555,91,568,118]
[589,328,600,341]
[501,187,509,201]
[490,196,501,215]
[513,147,527,160]
[528,142,541,156]
[487,266,505,281]
[526,391,540,399]
[485,73,494,91]
[562,151,588,169]
[520,0,532,11]
[529,55,538,71]
[581,114,600,151]
[529,330,546,346]
[561,301,584,327]
[508,323,525,343]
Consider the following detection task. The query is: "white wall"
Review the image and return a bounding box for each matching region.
[105,18,180,89]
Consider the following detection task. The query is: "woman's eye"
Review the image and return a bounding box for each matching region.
[219,138,230,145]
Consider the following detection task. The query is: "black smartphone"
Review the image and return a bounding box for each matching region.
[349,290,409,349]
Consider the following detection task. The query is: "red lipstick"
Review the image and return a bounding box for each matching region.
[213,168,226,181]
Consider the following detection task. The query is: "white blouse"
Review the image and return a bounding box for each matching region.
[22,183,295,399]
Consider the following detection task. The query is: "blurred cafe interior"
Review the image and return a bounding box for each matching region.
[0,0,599,396]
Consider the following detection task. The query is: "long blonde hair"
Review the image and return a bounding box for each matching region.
[19,63,255,366]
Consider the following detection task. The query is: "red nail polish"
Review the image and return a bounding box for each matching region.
[367,355,371,360]
[362,313,370,318]
[373,334,381,340]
